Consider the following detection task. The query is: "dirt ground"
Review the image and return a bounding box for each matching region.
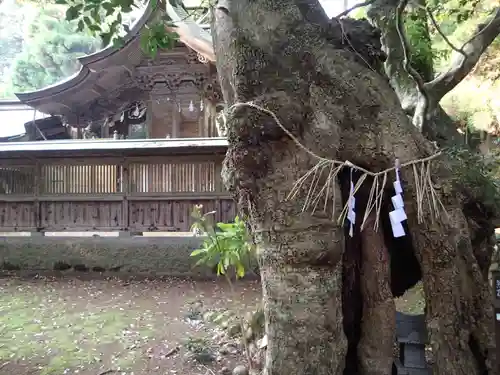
[0,275,261,375]
[0,273,425,375]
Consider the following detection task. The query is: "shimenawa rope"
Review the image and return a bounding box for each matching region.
[226,102,447,231]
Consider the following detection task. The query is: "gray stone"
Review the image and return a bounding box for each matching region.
[192,351,216,364]
[218,346,230,355]
[401,343,427,369]
[395,312,427,344]
[232,365,249,375]
[395,312,431,374]
[395,358,432,375]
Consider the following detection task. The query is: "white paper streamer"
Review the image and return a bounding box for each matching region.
[390,159,407,238]
[347,169,355,237]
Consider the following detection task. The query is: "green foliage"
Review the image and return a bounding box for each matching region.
[404,9,435,80]
[447,146,500,213]
[190,205,255,279]
[56,0,178,56]
[139,22,178,58]
[400,0,500,134]
[1,5,100,94]
[428,0,498,72]
[55,0,133,47]
[427,0,484,26]
[0,0,37,98]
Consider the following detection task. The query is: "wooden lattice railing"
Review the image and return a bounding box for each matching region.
[0,154,235,232]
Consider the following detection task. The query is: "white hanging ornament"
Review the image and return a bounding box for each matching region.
[189,100,195,112]
[389,159,407,238]
[132,103,140,117]
[346,169,356,237]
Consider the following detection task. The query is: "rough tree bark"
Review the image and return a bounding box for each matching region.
[358,212,395,375]
[213,0,496,374]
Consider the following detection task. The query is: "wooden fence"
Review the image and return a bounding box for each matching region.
[0,154,235,232]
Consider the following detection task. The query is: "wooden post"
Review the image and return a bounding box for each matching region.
[33,161,41,231]
[172,105,180,138]
[198,98,207,137]
[121,158,129,231]
[101,118,109,138]
[208,102,217,137]
[146,99,153,139]
[214,156,223,222]
[214,157,223,193]
[76,117,82,139]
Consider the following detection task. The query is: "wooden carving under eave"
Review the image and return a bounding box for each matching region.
[203,77,223,103]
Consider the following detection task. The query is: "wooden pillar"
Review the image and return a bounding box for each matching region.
[33,161,41,231]
[209,102,218,137]
[198,99,207,137]
[27,122,37,141]
[121,158,129,231]
[123,115,130,139]
[172,103,180,138]
[215,156,223,193]
[76,117,82,139]
[149,91,176,138]
[145,99,153,139]
[101,119,110,138]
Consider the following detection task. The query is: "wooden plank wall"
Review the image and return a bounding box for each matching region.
[0,154,235,232]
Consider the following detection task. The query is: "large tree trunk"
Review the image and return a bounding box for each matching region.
[213,1,496,374]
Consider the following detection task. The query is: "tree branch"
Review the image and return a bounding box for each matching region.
[424,5,465,55]
[425,8,500,102]
[366,0,425,114]
[395,0,427,96]
[395,0,429,129]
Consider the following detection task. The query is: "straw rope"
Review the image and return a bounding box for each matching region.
[227,102,447,231]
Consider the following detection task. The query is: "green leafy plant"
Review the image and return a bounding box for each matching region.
[190,204,257,369]
[190,204,255,279]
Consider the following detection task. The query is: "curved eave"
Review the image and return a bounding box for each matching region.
[14,1,157,106]
[15,67,91,103]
